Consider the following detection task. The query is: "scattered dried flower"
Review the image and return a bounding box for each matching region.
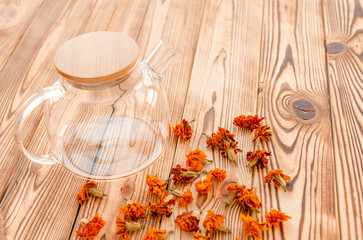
[265,209,291,227]
[195,172,215,194]
[75,213,105,238]
[146,174,168,196]
[246,150,271,168]
[233,114,265,131]
[172,119,194,140]
[175,211,200,232]
[206,127,242,164]
[171,164,201,185]
[116,216,144,239]
[211,168,227,182]
[240,214,268,240]
[193,232,212,240]
[76,181,107,205]
[203,209,230,234]
[225,183,245,207]
[253,125,272,142]
[264,169,291,191]
[119,199,148,220]
[149,192,175,218]
[235,187,262,212]
[172,188,194,207]
[142,228,173,240]
[186,148,212,172]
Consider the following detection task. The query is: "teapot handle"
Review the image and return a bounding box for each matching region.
[14,85,65,165]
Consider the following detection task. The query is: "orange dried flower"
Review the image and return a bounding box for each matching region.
[235,237,241,240]
[195,172,215,194]
[211,168,227,182]
[149,192,175,218]
[246,150,271,168]
[235,187,262,212]
[76,181,107,205]
[233,114,265,131]
[193,232,212,240]
[116,216,144,239]
[240,214,268,240]
[177,188,194,207]
[146,174,168,196]
[264,169,291,191]
[119,199,148,220]
[206,127,242,164]
[175,211,200,232]
[142,228,173,240]
[172,119,194,140]
[265,209,291,227]
[203,209,230,233]
[170,164,201,185]
[225,184,245,207]
[253,125,272,142]
[76,213,106,238]
[186,148,212,172]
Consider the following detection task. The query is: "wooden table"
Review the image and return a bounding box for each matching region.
[0,0,361,239]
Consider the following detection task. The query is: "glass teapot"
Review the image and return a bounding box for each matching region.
[14,31,178,180]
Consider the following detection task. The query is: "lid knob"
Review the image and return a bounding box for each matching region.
[54,31,139,83]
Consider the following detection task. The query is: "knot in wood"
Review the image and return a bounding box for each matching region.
[121,184,132,195]
[292,99,316,120]
[1,5,16,19]
[327,42,345,54]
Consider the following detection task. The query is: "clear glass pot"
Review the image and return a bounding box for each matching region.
[14,32,178,180]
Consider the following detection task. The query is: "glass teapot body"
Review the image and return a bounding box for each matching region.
[14,32,177,180]
[46,64,169,179]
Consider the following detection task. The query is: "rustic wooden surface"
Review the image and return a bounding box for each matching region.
[0,0,361,239]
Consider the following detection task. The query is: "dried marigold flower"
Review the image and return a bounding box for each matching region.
[146,174,168,196]
[142,228,173,240]
[246,150,271,168]
[211,168,227,182]
[265,209,292,227]
[171,164,201,185]
[193,232,212,240]
[240,214,268,240]
[203,209,230,233]
[195,172,215,194]
[172,119,194,140]
[233,114,265,131]
[76,181,107,205]
[149,192,175,218]
[206,127,242,164]
[235,237,241,240]
[235,187,262,212]
[76,213,106,238]
[175,211,200,232]
[253,125,272,142]
[172,188,194,207]
[119,199,148,220]
[264,169,291,192]
[225,184,245,207]
[186,148,212,172]
[116,216,144,239]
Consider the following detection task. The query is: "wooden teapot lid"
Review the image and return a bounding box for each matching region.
[54,31,139,83]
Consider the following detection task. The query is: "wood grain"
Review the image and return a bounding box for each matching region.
[254,0,340,239]
[0,0,149,239]
[323,0,363,238]
[0,0,45,71]
[160,0,264,239]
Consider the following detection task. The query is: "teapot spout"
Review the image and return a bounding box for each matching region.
[143,40,178,77]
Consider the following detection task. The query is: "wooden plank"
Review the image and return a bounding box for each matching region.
[0,0,149,239]
[323,0,363,238]
[159,0,264,239]
[0,0,45,70]
[70,0,209,239]
[254,0,341,239]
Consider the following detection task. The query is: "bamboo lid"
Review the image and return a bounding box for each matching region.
[54,31,139,83]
